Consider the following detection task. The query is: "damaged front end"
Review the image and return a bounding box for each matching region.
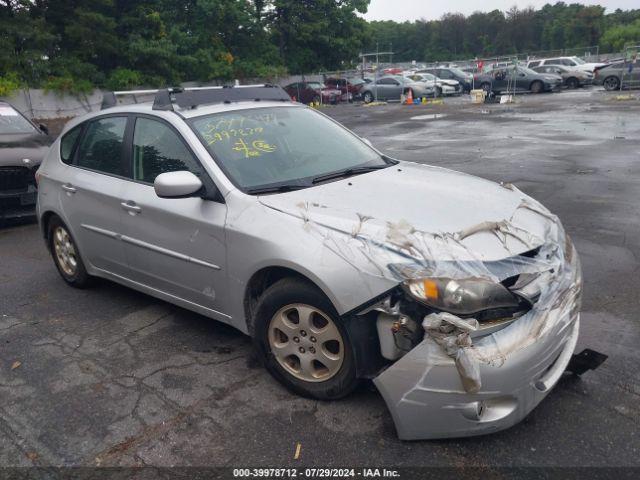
[261,177,583,440]
[362,194,582,440]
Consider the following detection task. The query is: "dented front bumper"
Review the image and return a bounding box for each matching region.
[373,243,582,440]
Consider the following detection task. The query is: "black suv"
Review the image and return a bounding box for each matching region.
[0,102,52,222]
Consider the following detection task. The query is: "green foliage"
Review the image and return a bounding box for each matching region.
[106,69,143,91]
[1,0,639,92]
[43,76,93,96]
[600,20,640,51]
[0,73,22,97]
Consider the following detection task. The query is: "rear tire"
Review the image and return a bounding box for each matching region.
[252,278,359,400]
[47,215,92,288]
[363,91,373,103]
[530,80,544,94]
[480,82,491,93]
[603,76,620,91]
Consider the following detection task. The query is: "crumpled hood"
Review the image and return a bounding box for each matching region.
[259,161,554,263]
[0,133,52,167]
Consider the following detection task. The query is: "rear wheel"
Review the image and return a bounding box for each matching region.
[253,278,358,400]
[312,95,321,104]
[480,82,491,93]
[530,80,544,94]
[603,76,620,91]
[48,216,92,288]
[363,91,373,103]
[566,77,579,89]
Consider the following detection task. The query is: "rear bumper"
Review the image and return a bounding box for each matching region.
[374,245,582,440]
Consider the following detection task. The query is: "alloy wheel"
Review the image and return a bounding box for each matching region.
[268,303,344,383]
[53,226,78,276]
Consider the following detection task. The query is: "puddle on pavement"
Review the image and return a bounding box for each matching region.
[411,114,448,120]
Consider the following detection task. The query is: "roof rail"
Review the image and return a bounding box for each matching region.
[101,84,290,111]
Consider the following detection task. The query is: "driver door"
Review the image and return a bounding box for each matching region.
[119,115,230,320]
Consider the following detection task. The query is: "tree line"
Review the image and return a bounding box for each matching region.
[1,1,639,95]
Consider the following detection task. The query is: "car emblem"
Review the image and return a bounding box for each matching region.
[22,158,31,165]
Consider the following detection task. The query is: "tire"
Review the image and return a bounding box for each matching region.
[566,77,579,89]
[312,95,321,104]
[480,82,492,93]
[252,278,359,400]
[603,76,620,91]
[47,215,92,288]
[436,87,443,97]
[363,91,373,103]
[530,80,544,94]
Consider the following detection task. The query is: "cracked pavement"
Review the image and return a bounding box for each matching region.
[1,89,639,468]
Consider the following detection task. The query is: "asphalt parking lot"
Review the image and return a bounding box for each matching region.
[1,89,639,469]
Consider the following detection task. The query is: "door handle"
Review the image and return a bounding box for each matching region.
[61,184,76,194]
[121,201,141,215]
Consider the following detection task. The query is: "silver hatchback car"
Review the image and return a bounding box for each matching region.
[37,85,583,440]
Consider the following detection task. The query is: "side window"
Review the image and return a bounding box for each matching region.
[60,125,82,165]
[529,61,540,67]
[564,59,576,66]
[76,117,127,176]
[546,59,560,65]
[132,117,202,184]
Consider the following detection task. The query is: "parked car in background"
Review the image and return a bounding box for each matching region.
[324,77,366,101]
[283,82,341,105]
[593,62,640,91]
[526,56,605,73]
[360,76,435,103]
[406,73,460,96]
[532,64,593,89]
[479,66,562,94]
[418,67,474,92]
[0,102,52,222]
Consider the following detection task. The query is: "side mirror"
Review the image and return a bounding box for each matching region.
[154,171,203,199]
[39,123,49,135]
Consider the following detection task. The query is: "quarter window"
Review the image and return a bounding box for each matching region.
[60,125,82,164]
[76,117,127,176]
[132,117,202,184]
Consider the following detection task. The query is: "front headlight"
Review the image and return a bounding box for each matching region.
[403,277,520,315]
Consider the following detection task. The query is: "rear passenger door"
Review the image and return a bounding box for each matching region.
[59,115,130,277]
[119,115,230,319]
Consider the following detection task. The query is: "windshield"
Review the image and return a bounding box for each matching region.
[0,105,38,134]
[306,82,324,89]
[190,106,388,191]
[573,57,586,65]
[450,68,468,77]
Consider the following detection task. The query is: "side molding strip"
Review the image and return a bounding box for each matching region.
[81,224,221,271]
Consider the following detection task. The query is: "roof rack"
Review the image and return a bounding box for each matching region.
[101,84,291,111]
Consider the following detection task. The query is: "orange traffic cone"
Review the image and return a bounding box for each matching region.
[404,89,413,105]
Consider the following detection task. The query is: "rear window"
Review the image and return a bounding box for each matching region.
[60,126,83,164]
[75,117,127,176]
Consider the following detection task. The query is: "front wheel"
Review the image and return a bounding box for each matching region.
[363,91,374,103]
[253,278,358,400]
[566,77,579,89]
[480,82,492,93]
[603,76,620,91]
[530,80,544,94]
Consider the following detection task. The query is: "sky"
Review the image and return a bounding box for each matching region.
[363,0,638,22]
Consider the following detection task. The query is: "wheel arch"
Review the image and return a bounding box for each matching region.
[243,264,340,335]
